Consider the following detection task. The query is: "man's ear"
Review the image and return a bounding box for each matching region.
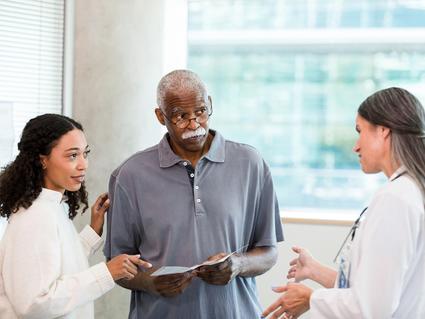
[155,107,165,125]
[208,96,213,114]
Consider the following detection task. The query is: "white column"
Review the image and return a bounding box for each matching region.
[71,1,186,317]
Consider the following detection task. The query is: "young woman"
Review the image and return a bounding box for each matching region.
[262,87,425,319]
[0,114,151,318]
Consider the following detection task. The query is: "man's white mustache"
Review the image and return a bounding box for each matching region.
[181,127,207,140]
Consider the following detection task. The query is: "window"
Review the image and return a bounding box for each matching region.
[0,0,66,237]
[0,0,66,168]
[187,0,425,217]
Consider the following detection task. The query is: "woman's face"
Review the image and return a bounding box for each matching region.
[40,129,89,194]
[352,114,389,174]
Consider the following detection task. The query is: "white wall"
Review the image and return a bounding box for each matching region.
[72,1,187,317]
[71,1,351,318]
[257,222,349,318]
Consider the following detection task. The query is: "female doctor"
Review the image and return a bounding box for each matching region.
[262,87,425,319]
[0,114,151,318]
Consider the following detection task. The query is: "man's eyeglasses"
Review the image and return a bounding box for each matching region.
[161,106,213,129]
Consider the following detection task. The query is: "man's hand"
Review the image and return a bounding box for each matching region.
[150,272,195,297]
[196,252,241,285]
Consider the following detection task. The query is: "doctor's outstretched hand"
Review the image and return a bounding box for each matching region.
[261,283,312,319]
[287,246,317,282]
[288,246,337,289]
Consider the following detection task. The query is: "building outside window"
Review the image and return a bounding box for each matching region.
[187,0,425,218]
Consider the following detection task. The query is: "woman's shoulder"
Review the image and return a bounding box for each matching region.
[8,196,60,230]
[373,175,424,216]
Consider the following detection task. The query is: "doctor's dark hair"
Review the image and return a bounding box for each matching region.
[0,114,89,219]
[358,87,425,199]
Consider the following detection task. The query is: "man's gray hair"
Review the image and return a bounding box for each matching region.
[157,69,207,108]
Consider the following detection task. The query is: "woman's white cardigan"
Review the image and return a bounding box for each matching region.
[0,188,115,318]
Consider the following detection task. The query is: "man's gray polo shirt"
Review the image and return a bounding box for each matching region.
[104,130,284,319]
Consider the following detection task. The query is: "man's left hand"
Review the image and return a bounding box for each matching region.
[196,252,241,285]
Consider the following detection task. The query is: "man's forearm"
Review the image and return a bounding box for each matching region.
[233,246,278,277]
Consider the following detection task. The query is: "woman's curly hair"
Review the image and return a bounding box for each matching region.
[0,114,89,219]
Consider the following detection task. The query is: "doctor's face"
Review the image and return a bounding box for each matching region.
[352,114,387,174]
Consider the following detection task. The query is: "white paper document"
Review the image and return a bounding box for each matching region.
[151,246,248,276]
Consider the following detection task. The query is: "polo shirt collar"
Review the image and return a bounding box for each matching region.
[158,129,226,168]
[204,130,225,163]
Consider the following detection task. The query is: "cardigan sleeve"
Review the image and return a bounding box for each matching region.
[79,225,104,257]
[2,204,115,319]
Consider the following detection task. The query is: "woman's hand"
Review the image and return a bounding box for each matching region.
[262,283,312,319]
[287,246,317,282]
[106,254,152,281]
[90,193,109,237]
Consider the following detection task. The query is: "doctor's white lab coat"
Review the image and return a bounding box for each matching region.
[310,167,425,318]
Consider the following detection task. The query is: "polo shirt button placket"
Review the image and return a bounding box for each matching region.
[194,174,201,215]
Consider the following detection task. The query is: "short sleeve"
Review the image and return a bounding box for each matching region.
[104,173,141,259]
[253,160,284,247]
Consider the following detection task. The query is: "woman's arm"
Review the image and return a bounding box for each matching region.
[2,207,114,318]
[287,246,337,288]
[3,203,148,319]
[80,193,110,257]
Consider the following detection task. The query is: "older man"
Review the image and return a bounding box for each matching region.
[104,69,284,318]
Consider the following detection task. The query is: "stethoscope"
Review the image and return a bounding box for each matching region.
[333,207,367,263]
[333,170,406,263]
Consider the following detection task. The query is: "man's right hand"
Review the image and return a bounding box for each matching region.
[148,272,195,297]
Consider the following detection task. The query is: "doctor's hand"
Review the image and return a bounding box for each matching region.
[261,283,312,319]
[149,272,195,297]
[287,246,318,283]
[196,252,240,285]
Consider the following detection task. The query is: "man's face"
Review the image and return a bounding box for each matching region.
[157,89,211,154]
